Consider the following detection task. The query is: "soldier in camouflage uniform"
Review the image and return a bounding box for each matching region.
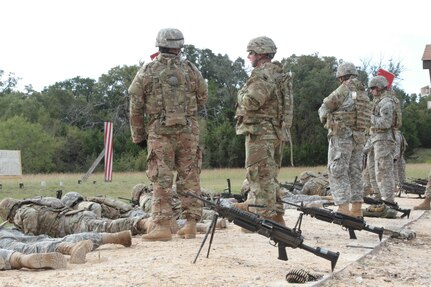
[0,227,131,264]
[234,36,288,224]
[301,172,331,197]
[132,183,227,232]
[394,130,407,190]
[129,28,208,241]
[0,197,150,238]
[62,191,147,219]
[413,169,431,210]
[318,62,371,217]
[366,76,399,203]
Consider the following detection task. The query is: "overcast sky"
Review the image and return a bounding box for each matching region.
[1,0,430,94]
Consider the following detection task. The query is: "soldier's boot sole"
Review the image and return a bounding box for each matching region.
[23,252,67,269]
[70,240,93,264]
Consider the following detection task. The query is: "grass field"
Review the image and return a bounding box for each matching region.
[0,164,429,201]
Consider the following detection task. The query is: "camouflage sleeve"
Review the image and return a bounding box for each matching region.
[14,207,39,235]
[371,97,394,130]
[238,75,272,111]
[189,63,208,107]
[128,65,151,143]
[319,84,348,123]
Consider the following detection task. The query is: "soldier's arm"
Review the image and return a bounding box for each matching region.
[371,98,394,130]
[189,64,208,107]
[238,77,272,111]
[128,66,151,144]
[14,208,39,235]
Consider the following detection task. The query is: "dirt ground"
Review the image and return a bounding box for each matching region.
[0,194,430,287]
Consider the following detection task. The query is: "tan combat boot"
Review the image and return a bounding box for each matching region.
[141,220,172,241]
[413,197,431,210]
[271,212,286,226]
[137,218,154,234]
[101,231,132,247]
[10,252,67,270]
[177,219,197,239]
[350,202,363,218]
[336,203,350,216]
[170,218,179,234]
[55,240,93,264]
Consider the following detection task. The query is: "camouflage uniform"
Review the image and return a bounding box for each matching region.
[0,249,15,270]
[137,185,216,221]
[367,76,398,202]
[0,198,145,237]
[318,63,370,206]
[129,30,208,225]
[235,37,287,218]
[394,130,407,188]
[0,228,105,254]
[302,174,331,196]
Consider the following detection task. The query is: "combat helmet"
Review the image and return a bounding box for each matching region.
[155,28,184,48]
[131,183,152,202]
[336,62,358,78]
[0,198,20,221]
[61,192,84,208]
[369,75,389,90]
[246,36,277,55]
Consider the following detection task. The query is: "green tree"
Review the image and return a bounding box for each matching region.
[0,116,58,173]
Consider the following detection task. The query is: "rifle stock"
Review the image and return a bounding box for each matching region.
[185,192,339,271]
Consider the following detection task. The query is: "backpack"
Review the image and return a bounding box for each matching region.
[390,94,402,129]
[275,65,295,165]
[275,69,294,131]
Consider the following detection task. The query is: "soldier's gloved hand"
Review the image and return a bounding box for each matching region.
[136,140,147,149]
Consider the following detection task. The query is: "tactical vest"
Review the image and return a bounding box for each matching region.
[327,79,370,132]
[145,56,198,127]
[371,92,400,133]
[390,94,402,129]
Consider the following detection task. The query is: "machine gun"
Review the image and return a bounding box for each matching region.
[186,192,340,271]
[280,176,304,192]
[284,201,384,241]
[219,178,245,202]
[400,181,426,198]
[363,196,410,218]
[412,178,428,186]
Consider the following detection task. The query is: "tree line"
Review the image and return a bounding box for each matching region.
[0,46,430,174]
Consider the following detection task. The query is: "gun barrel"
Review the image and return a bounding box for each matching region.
[299,243,339,271]
[364,224,384,241]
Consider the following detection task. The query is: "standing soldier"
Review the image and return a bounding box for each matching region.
[128,28,208,241]
[234,36,292,224]
[367,75,400,204]
[318,62,371,217]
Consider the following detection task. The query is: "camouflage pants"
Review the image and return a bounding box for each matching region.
[0,249,14,270]
[64,211,144,235]
[327,136,363,205]
[0,229,103,254]
[146,132,203,223]
[394,157,406,188]
[425,170,431,198]
[244,134,284,218]
[367,140,396,202]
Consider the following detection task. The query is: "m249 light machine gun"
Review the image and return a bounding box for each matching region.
[284,201,384,241]
[185,192,340,271]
